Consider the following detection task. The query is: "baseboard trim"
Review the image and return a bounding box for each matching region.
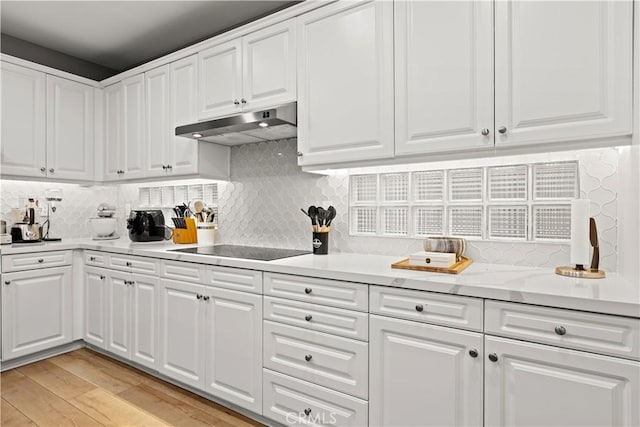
[0,340,85,372]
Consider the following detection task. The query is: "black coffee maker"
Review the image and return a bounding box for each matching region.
[127,210,166,242]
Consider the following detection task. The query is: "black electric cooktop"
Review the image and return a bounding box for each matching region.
[170,244,310,261]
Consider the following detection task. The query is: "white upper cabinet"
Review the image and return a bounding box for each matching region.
[104,82,123,181]
[198,21,296,121]
[145,65,171,177]
[242,20,296,111]
[394,1,494,155]
[46,75,94,180]
[198,39,243,120]
[494,0,633,147]
[296,0,394,166]
[122,74,146,179]
[0,62,46,178]
[170,54,199,176]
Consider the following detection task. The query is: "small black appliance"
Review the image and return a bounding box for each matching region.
[127,210,166,242]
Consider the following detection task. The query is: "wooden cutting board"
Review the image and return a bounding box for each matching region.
[391,256,472,274]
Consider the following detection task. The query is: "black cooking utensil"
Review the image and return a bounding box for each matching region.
[316,207,328,227]
[308,206,318,227]
[326,206,337,226]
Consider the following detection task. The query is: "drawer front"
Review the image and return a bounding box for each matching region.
[109,254,158,275]
[264,296,369,341]
[2,250,72,272]
[160,260,205,284]
[263,321,368,399]
[263,369,368,427]
[485,300,640,360]
[207,266,262,294]
[264,273,368,312]
[85,251,108,267]
[370,286,483,332]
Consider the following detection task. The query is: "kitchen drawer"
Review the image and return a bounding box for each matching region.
[263,369,368,427]
[85,251,108,267]
[264,273,368,312]
[108,254,158,275]
[160,260,205,284]
[263,321,368,399]
[370,286,483,332]
[264,296,368,341]
[2,250,72,272]
[207,266,262,294]
[485,300,640,360]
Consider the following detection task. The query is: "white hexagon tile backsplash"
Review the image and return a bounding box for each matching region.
[0,140,620,271]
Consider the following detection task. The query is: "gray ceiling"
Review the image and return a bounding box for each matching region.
[1,1,299,78]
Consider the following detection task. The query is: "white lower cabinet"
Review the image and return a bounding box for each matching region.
[485,335,640,427]
[159,278,263,413]
[263,368,368,427]
[84,267,107,348]
[2,266,73,360]
[104,269,159,370]
[369,314,483,427]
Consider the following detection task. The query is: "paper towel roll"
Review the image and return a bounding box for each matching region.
[570,199,591,266]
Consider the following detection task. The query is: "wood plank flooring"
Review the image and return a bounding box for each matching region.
[1,349,264,427]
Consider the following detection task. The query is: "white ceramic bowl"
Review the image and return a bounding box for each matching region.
[90,217,117,237]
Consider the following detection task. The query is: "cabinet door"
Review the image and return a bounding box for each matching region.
[104,83,123,181]
[198,39,242,120]
[242,20,296,111]
[84,267,106,348]
[370,315,483,427]
[46,75,94,180]
[0,62,46,178]
[297,1,394,166]
[145,65,171,177]
[170,54,199,175]
[204,287,262,413]
[105,270,131,359]
[122,74,145,179]
[2,266,72,360]
[494,0,633,147]
[130,274,159,370]
[394,1,494,155]
[485,336,640,427]
[159,279,205,389]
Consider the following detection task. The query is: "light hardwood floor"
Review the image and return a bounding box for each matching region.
[1,348,264,427]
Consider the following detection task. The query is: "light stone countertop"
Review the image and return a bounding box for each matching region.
[2,238,639,318]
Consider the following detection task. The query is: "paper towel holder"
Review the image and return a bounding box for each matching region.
[556,217,605,279]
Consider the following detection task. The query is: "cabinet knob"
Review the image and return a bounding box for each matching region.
[415,304,424,312]
[37,258,44,263]
[167,165,172,170]
[241,98,247,104]
[234,99,240,105]
[304,287,312,294]
[304,408,312,416]
[89,256,96,261]
[305,315,312,322]
[304,354,312,362]
[196,294,202,300]
[554,325,567,336]
[488,353,499,362]
[498,126,507,134]
[49,168,55,174]
[126,261,132,267]
[297,152,303,158]
[162,165,167,170]
[481,128,490,136]
[4,280,11,285]
[203,296,210,301]
[100,275,105,280]
[40,167,46,173]
[469,349,479,358]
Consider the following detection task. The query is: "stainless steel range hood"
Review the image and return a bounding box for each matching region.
[175,102,297,145]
